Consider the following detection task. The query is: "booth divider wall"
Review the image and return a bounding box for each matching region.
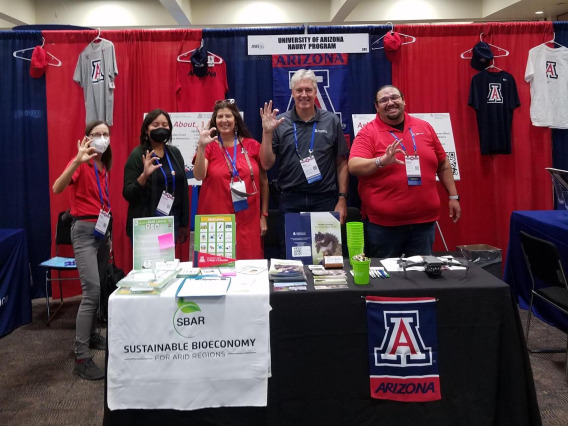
[1,22,563,298]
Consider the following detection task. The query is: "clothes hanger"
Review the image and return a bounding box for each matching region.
[541,32,566,48]
[177,39,223,64]
[485,59,502,72]
[460,33,509,59]
[371,22,416,50]
[12,37,62,67]
[91,28,104,44]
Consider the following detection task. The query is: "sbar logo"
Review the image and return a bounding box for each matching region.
[173,300,205,338]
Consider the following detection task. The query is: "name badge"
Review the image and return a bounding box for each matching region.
[405,156,422,186]
[94,210,111,239]
[300,155,322,184]
[156,191,174,216]
[230,180,249,213]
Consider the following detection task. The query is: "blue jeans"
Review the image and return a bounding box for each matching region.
[364,220,436,258]
[278,191,338,258]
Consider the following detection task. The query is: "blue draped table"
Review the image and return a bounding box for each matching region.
[0,229,31,337]
[503,210,568,330]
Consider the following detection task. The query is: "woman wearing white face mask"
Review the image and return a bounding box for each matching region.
[52,120,113,381]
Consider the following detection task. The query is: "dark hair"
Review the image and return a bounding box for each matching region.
[208,100,252,140]
[375,85,404,104]
[139,108,173,147]
[85,120,112,171]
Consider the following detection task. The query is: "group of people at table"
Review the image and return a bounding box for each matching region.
[51,68,461,380]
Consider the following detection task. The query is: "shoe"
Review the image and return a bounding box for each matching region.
[73,358,105,381]
[89,334,107,350]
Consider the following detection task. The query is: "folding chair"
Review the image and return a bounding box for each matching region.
[40,211,80,325]
[520,230,568,376]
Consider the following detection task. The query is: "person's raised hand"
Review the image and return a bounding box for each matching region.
[75,136,97,164]
[198,127,218,149]
[260,100,285,133]
[142,150,162,178]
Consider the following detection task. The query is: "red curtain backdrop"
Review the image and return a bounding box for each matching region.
[44,29,201,296]
[392,22,553,260]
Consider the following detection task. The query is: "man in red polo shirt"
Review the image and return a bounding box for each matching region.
[348,85,461,258]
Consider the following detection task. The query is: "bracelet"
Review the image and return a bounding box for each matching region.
[260,212,269,217]
[449,195,460,201]
[375,156,384,168]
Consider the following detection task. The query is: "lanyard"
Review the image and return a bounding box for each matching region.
[219,135,240,178]
[389,127,418,156]
[293,122,317,159]
[93,162,110,212]
[218,137,256,188]
[153,149,176,194]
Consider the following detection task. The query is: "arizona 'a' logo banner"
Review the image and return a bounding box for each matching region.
[272,54,351,137]
[366,296,441,402]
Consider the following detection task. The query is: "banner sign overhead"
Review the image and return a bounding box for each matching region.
[248,34,369,55]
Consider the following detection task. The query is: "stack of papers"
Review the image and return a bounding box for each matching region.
[117,269,179,293]
[176,277,231,297]
[269,259,306,283]
[312,269,348,290]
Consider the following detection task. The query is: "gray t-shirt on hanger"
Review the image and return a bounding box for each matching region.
[73,39,118,126]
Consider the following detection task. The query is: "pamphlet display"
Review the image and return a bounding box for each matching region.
[132,216,175,270]
[284,212,342,264]
[193,214,236,266]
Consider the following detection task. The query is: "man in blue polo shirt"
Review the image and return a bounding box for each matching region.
[260,69,349,227]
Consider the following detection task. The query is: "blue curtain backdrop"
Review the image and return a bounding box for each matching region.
[0,30,51,298]
[552,22,568,171]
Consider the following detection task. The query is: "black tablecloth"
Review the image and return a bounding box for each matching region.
[503,210,568,330]
[104,263,541,426]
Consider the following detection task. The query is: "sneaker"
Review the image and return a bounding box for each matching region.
[89,334,107,350]
[73,358,105,381]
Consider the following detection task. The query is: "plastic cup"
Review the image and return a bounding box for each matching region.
[348,245,365,266]
[352,258,371,285]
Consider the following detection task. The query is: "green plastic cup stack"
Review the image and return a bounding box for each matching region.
[352,257,371,285]
[346,222,364,265]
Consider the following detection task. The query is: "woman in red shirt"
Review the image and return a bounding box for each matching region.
[193,99,269,259]
[52,121,112,381]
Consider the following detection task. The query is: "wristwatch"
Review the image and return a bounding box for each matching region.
[449,195,460,201]
[339,193,349,200]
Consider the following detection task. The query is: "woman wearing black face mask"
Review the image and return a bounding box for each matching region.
[123,108,189,244]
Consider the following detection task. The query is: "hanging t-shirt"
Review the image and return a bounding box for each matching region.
[73,39,118,126]
[468,70,520,155]
[175,53,228,112]
[525,44,568,129]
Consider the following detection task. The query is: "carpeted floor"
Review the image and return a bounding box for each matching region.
[0,296,567,425]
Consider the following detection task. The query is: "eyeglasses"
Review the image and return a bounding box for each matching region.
[89,132,110,138]
[376,94,402,105]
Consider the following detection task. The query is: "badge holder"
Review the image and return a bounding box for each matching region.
[405,156,422,186]
[300,155,322,184]
[93,210,111,239]
[156,191,175,216]
[230,180,249,213]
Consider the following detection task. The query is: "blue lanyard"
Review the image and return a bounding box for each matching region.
[293,122,317,159]
[93,162,110,211]
[153,149,176,194]
[219,135,240,178]
[389,127,418,156]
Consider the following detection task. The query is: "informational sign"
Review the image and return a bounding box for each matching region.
[132,216,175,270]
[194,214,236,266]
[248,33,369,55]
[351,113,461,180]
[285,212,342,265]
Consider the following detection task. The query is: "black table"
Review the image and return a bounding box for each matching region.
[104,263,540,426]
[503,210,568,330]
[0,229,31,337]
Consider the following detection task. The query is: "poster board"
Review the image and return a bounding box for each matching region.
[132,216,175,270]
[193,214,236,266]
[351,113,461,180]
[285,212,342,265]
